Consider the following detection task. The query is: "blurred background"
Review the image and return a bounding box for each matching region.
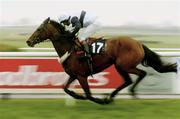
[0,0,180,119]
[0,0,180,51]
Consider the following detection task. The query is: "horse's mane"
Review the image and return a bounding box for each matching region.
[49,20,65,33]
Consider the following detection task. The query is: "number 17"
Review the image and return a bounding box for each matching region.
[92,42,103,53]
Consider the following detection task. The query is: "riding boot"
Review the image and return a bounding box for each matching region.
[83,43,91,59]
[83,43,93,75]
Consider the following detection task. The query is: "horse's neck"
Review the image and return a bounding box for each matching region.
[48,22,74,57]
[51,39,73,57]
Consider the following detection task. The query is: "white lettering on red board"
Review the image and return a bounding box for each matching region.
[0,65,109,86]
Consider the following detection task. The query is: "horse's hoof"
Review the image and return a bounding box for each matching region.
[104,97,113,104]
[132,94,139,99]
[131,92,139,99]
[129,88,139,99]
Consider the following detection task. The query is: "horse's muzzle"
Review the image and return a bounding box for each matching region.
[26,41,34,47]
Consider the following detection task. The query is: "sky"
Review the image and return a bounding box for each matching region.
[0,0,180,26]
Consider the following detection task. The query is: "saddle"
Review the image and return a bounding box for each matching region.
[74,37,106,56]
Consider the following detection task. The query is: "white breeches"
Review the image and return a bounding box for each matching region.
[78,20,101,41]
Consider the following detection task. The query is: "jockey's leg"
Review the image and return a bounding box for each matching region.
[78,37,93,75]
[83,41,93,75]
[79,19,101,40]
[78,19,101,43]
[83,41,91,58]
[78,21,101,75]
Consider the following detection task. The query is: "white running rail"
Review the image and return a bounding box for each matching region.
[1,51,180,57]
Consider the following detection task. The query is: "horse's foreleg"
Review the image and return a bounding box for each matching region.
[64,77,87,100]
[129,68,147,98]
[77,75,108,105]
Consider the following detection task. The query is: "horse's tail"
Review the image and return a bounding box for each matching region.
[142,44,177,73]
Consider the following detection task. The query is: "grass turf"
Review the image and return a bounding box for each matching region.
[0,99,180,119]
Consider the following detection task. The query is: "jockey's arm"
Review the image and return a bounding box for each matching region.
[70,17,82,38]
[71,23,81,37]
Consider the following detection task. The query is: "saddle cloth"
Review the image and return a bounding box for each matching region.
[76,38,106,55]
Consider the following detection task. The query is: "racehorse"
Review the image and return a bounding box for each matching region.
[26,17,177,104]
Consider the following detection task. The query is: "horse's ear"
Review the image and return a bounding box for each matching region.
[67,16,71,21]
[44,17,50,24]
[47,17,50,23]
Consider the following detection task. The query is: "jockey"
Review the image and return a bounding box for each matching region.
[58,10,101,59]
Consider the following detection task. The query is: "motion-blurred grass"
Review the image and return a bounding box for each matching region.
[0,44,20,52]
[0,26,52,51]
[0,26,180,51]
[0,99,180,119]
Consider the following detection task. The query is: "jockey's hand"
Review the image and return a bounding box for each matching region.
[65,25,74,32]
[60,19,70,26]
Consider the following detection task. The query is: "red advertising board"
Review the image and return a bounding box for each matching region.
[0,58,124,89]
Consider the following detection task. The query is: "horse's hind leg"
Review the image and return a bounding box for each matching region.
[129,68,147,98]
[64,77,87,100]
[108,65,132,101]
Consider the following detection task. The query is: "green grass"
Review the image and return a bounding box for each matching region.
[0,44,20,52]
[0,99,180,119]
[0,26,54,51]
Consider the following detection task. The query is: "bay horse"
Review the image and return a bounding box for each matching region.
[26,17,177,104]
